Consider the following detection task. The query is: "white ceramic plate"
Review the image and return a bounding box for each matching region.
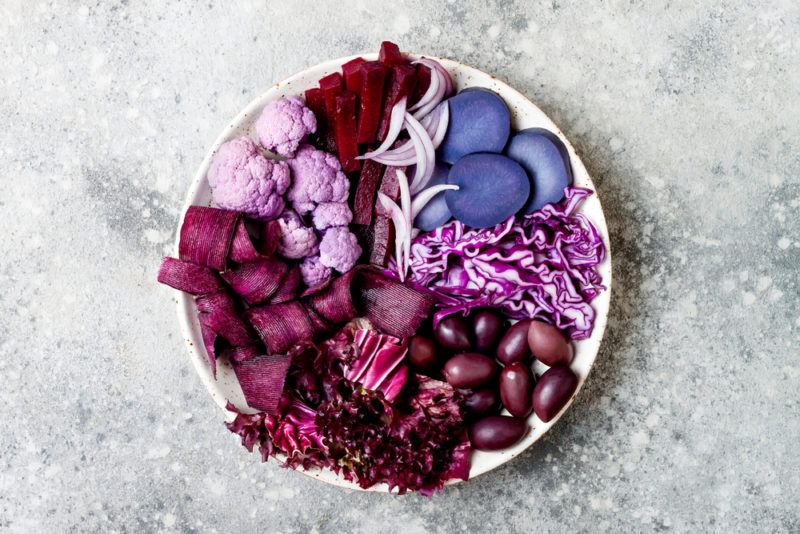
[174,53,612,492]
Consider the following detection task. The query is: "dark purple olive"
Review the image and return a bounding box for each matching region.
[499,362,534,418]
[532,366,578,422]
[496,320,532,365]
[463,389,500,417]
[471,309,505,353]
[468,415,528,451]
[434,316,471,352]
[408,335,438,369]
[443,353,498,388]
[528,320,573,367]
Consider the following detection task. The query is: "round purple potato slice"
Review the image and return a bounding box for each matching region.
[438,88,511,164]
[413,162,452,231]
[445,153,530,229]
[506,128,573,213]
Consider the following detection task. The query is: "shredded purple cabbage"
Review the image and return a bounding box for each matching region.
[406,187,605,339]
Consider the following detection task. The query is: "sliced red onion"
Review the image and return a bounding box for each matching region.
[397,170,412,275]
[429,102,449,149]
[378,192,408,280]
[409,60,441,117]
[358,97,407,159]
[410,184,460,220]
[411,59,446,119]
[405,113,436,195]
[429,59,453,97]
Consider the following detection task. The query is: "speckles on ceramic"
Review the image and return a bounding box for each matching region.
[1,0,800,532]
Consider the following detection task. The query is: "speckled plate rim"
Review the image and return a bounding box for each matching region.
[173,53,612,492]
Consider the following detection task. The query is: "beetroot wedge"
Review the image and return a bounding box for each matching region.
[410,63,432,107]
[369,215,394,266]
[305,87,330,149]
[378,41,406,65]
[342,57,366,94]
[356,61,388,144]
[375,164,408,217]
[333,91,360,173]
[377,64,416,141]
[353,159,385,225]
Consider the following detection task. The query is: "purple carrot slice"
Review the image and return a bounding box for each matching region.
[356,61,388,144]
[221,345,262,363]
[245,302,314,355]
[230,219,267,263]
[258,219,281,257]
[178,206,239,271]
[221,257,288,305]
[305,269,358,324]
[269,266,301,304]
[232,354,292,414]
[354,269,437,338]
[353,159,385,225]
[198,314,223,377]
[195,290,254,346]
[157,257,223,295]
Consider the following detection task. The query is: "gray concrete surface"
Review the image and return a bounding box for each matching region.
[1,0,798,532]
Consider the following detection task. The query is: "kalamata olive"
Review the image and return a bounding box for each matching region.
[463,389,500,417]
[471,309,505,352]
[532,366,578,422]
[434,316,471,352]
[408,335,438,369]
[499,362,534,418]
[496,320,532,364]
[468,415,528,451]
[443,353,498,388]
[528,320,573,367]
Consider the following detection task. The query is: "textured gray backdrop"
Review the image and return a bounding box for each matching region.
[1,1,798,532]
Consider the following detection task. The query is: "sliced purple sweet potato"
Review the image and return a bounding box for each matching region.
[157,257,223,295]
[178,206,239,271]
[413,162,452,231]
[505,128,574,213]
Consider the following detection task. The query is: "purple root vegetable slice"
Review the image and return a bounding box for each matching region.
[230,219,267,263]
[221,345,262,363]
[269,266,301,304]
[445,153,530,229]
[412,162,453,232]
[157,257,223,295]
[178,206,239,271]
[305,269,359,324]
[505,128,574,213]
[438,88,510,164]
[195,291,255,346]
[220,257,289,305]
[259,219,282,257]
[198,314,223,377]
[354,269,437,338]
[232,354,292,414]
[245,302,314,355]
[305,307,335,340]
[353,159,385,226]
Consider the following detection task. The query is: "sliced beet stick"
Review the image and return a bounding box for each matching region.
[356,61,388,144]
[342,57,366,94]
[377,64,417,141]
[333,91,360,173]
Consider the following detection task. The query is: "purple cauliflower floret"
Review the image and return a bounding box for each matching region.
[312,202,353,230]
[255,97,317,158]
[300,255,332,287]
[319,227,362,274]
[207,136,290,220]
[275,210,318,259]
[286,144,349,215]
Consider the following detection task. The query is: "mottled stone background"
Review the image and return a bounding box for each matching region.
[1,0,798,532]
